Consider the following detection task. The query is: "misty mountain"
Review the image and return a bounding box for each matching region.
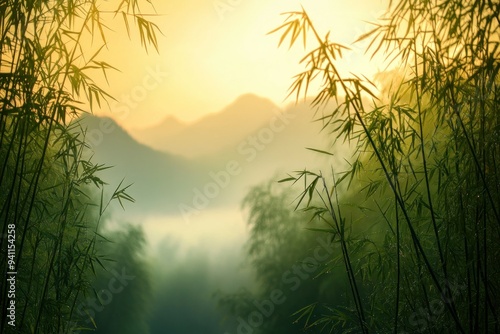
[77,114,206,217]
[130,93,283,158]
[131,115,187,151]
[77,94,342,219]
[192,99,335,192]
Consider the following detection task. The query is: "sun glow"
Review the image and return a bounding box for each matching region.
[92,0,388,129]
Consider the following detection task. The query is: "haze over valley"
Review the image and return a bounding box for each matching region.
[74,92,344,333]
[5,1,491,333]
[81,94,337,219]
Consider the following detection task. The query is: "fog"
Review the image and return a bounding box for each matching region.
[82,95,343,333]
[4,1,496,333]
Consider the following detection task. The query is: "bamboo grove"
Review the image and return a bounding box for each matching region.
[267,0,500,332]
[0,1,159,333]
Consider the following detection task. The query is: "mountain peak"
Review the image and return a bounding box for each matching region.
[131,93,281,158]
[154,115,186,132]
[158,115,185,125]
[232,93,271,104]
[193,93,277,128]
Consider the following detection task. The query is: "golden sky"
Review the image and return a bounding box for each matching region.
[93,0,388,129]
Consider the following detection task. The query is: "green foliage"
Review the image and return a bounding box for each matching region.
[92,225,152,334]
[269,0,500,333]
[151,247,233,334]
[0,0,159,333]
[219,180,356,334]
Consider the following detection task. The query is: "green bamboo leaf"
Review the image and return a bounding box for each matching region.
[306,147,334,156]
[305,227,335,234]
[278,176,296,183]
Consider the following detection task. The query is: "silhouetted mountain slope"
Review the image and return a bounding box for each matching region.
[130,94,281,158]
[77,114,206,216]
[132,115,187,150]
[76,95,342,218]
[188,98,339,200]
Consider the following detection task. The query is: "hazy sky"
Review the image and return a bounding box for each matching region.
[93,0,388,129]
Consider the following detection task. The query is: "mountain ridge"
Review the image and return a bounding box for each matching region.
[76,94,340,218]
[76,114,206,217]
[129,93,282,158]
